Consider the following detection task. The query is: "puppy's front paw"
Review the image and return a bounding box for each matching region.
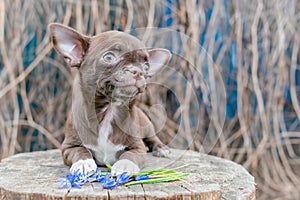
[111,159,140,175]
[152,145,171,157]
[70,159,97,175]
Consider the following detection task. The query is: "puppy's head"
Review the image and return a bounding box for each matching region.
[49,23,171,103]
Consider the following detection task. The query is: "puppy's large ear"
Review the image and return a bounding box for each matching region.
[48,23,89,67]
[147,48,171,76]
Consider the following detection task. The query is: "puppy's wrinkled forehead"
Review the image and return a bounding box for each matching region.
[88,31,147,57]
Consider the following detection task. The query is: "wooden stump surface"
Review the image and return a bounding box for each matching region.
[0,149,255,200]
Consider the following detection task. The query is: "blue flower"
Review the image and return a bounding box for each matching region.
[135,174,149,181]
[57,173,82,192]
[98,173,111,183]
[77,170,95,184]
[57,176,72,191]
[103,176,117,189]
[93,168,102,181]
[116,172,131,184]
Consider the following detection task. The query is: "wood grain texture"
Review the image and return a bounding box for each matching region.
[0,149,255,199]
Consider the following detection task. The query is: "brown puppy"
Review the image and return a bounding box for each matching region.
[49,23,171,175]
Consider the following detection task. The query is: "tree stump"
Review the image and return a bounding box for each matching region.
[0,149,255,199]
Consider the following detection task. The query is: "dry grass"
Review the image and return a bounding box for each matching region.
[0,0,299,199]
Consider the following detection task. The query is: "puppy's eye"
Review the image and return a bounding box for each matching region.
[103,52,116,63]
[143,62,150,71]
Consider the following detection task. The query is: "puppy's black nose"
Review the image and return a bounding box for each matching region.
[128,66,144,78]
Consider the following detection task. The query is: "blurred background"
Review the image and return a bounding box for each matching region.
[0,0,299,199]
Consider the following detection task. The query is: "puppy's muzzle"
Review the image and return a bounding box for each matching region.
[127,66,144,79]
[113,66,146,94]
[127,66,146,93]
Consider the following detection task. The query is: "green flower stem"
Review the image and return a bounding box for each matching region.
[139,164,189,175]
[162,164,190,173]
[125,173,189,186]
[106,163,112,170]
[148,172,186,179]
[139,168,165,174]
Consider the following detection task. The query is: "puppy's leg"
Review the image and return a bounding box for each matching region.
[137,108,171,157]
[143,135,171,157]
[111,140,147,175]
[62,117,97,175]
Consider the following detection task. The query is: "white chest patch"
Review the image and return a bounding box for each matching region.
[85,106,125,165]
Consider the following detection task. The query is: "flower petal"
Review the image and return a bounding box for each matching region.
[98,173,111,183]
[58,181,67,189]
[66,181,72,192]
[103,178,117,189]
[86,169,95,177]
[135,174,149,181]
[95,168,102,179]
[72,182,82,189]
[87,176,97,182]
[116,172,131,184]
[66,174,71,180]
[57,177,66,181]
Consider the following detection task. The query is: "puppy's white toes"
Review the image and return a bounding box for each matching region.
[70,159,97,175]
[152,146,171,157]
[111,159,140,175]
